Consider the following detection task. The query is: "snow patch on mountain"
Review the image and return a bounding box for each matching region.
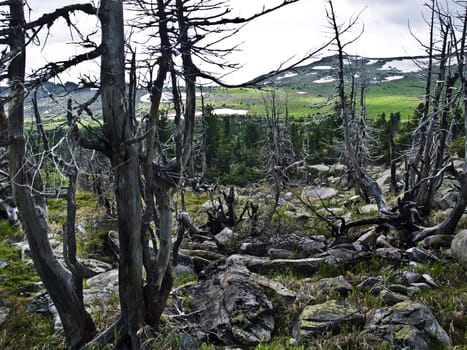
[385,75,404,81]
[378,59,424,73]
[314,76,336,84]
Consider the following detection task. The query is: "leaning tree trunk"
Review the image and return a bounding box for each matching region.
[327,0,386,212]
[7,1,95,349]
[99,1,144,348]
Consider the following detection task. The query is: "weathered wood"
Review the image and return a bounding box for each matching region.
[99,1,143,348]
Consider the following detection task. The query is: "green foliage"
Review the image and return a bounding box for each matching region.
[449,136,465,158]
[0,225,63,349]
[255,339,305,350]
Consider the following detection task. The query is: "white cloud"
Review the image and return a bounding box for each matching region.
[22,0,430,83]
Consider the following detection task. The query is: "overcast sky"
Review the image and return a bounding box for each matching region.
[24,0,430,83]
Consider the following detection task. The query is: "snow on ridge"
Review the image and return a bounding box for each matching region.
[367,59,378,65]
[384,75,404,81]
[140,91,202,103]
[313,65,333,70]
[378,59,423,73]
[277,72,298,80]
[313,76,336,84]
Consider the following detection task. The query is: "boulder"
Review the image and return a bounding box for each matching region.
[451,229,467,269]
[240,242,271,257]
[356,229,378,249]
[0,307,9,326]
[379,289,409,306]
[301,186,337,200]
[417,234,453,250]
[85,269,119,303]
[0,260,8,269]
[319,248,372,266]
[313,275,353,297]
[250,273,297,303]
[358,204,379,215]
[361,301,451,349]
[214,227,239,251]
[80,258,113,276]
[191,262,274,346]
[406,247,439,263]
[268,248,295,259]
[294,300,364,340]
[228,254,324,277]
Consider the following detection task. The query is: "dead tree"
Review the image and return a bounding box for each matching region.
[3,2,98,348]
[129,0,308,337]
[326,0,387,212]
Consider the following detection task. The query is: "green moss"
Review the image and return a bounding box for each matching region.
[395,324,416,340]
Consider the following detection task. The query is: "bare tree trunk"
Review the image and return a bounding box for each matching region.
[327,0,386,212]
[7,1,95,348]
[99,1,143,348]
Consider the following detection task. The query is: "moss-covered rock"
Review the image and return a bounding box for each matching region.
[293,300,364,341]
[361,301,451,349]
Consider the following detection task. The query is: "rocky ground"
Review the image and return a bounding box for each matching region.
[0,164,466,349]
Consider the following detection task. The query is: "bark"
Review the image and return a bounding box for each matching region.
[7,1,95,348]
[99,1,143,348]
[327,0,387,212]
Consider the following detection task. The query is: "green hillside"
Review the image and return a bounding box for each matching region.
[200,76,424,120]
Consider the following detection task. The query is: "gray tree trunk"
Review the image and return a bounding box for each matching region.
[99,1,144,348]
[7,1,95,349]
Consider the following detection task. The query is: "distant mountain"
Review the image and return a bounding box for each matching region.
[264,54,431,86]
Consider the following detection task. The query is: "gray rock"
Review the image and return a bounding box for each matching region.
[294,300,365,340]
[0,260,8,269]
[228,254,324,277]
[240,242,271,257]
[418,234,454,250]
[80,258,112,276]
[357,276,382,291]
[406,247,439,263]
[301,236,327,255]
[401,271,422,284]
[268,248,295,259]
[0,307,9,326]
[379,289,409,306]
[105,230,120,257]
[451,229,467,269]
[12,241,32,264]
[274,233,327,257]
[314,275,353,297]
[28,293,52,313]
[250,273,297,302]
[356,229,378,249]
[214,227,239,250]
[375,247,404,261]
[179,248,225,262]
[376,235,394,249]
[421,274,440,287]
[13,282,43,296]
[361,301,451,349]
[309,164,330,174]
[283,210,312,222]
[85,269,119,303]
[409,282,432,291]
[301,186,337,200]
[359,204,379,214]
[433,192,458,210]
[191,262,274,346]
[320,248,372,266]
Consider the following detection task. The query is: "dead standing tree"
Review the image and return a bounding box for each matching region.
[2,1,99,349]
[325,0,387,212]
[127,0,305,339]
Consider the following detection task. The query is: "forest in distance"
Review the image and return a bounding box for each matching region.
[0,0,466,349]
